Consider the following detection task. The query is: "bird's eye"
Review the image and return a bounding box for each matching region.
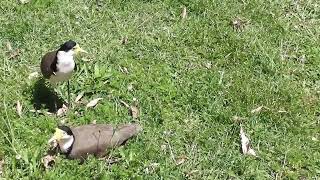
[72,47,76,50]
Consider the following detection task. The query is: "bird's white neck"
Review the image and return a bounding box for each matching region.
[57,51,74,64]
[58,136,74,153]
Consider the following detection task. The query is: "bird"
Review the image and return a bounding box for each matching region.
[40,40,87,109]
[48,123,142,160]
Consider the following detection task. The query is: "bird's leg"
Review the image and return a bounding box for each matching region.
[67,80,71,107]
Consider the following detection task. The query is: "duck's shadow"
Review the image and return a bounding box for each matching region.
[31,78,64,113]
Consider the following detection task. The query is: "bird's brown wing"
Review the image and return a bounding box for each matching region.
[40,51,57,79]
[68,124,141,159]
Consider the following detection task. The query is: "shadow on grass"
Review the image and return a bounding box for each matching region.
[31,78,64,113]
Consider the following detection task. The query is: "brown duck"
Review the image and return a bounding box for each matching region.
[48,123,142,159]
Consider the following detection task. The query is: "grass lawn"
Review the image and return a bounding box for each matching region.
[1,0,320,179]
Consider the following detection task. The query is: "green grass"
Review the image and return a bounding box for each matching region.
[1,0,320,179]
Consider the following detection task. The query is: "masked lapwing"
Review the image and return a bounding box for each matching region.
[48,123,142,160]
[40,40,87,109]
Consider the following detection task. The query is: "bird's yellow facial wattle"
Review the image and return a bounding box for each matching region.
[73,44,87,55]
[48,128,65,144]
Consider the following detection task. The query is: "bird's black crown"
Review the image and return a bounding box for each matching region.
[58,40,77,52]
[58,125,73,136]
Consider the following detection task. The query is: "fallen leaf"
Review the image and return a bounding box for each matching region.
[160,144,167,151]
[92,120,97,124]
[28,72,39,80]
[278,109,287,113]
[16,101,22,117]
[127,84,134,91]
[8,49,20,59]
[6,41,12,51]
[121,36,128,44]
[15,154,21,160]
[251,106,263,114]
[19,0,30,4]
[86,98,103,108]
[185,169,199,178]
[41,155,56,169]
[56,104,68,117]
[204,62,212,69]
[176,155,188,166]
[232,115,245,123]
[119,100,130,108]
[119,66,129,74]
[181,6,187,19]
[0,159,3,175]
[75,92,84,103]
[240,126,257,157]
[29,109,53,115]
[130,105,139,119]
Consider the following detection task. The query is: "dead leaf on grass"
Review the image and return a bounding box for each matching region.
[176,155,188,166]
[119,66,129,74]
[28,72,39,80]
[127,84,134,91]
[8,49,20,59]
[19,0,30,4]
[6,41,12,51]
[15,154,21,160]
[130,105,139,119]
[56,104,68,117]
[0,159,3,175]
[16,100,22,117]
[240,126,257,157]
[181,6,187,19]
[41,155,56,169]
[86,98,103,108]
[121,36,128,45]
[251,106,263,114]
[75,92,84,103]
[29,109,53,115]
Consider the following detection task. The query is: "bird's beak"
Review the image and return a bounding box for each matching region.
[74,44,88,54]
[48,128,63,144]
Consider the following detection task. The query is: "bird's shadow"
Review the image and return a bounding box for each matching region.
[31,78,64,113]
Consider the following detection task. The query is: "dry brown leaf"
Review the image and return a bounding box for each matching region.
[120,100,130,108]
[240,126,257,157]
[41,155,56,169]
[15,154,21,160]
[28,72,39,80]
[176,155,188,166]
[16,101,22,117]
[56,104,68,117]
[185,169,199,178]
[0,159,3,176]
[119,66,129,74]
[19,0,30,4]
[6,41,12,51]
[251,106,263,114]
[29,109,53,115]
[127,84,134,91]
[160,144,167,151]
[204,62,212,69]
[181,6,187,19]
[121,36,128,45]
[75,92,84,103]
[130,105,139,119]
[86,98,103,108]
[232,115,245,123]
[8,49,20,59]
